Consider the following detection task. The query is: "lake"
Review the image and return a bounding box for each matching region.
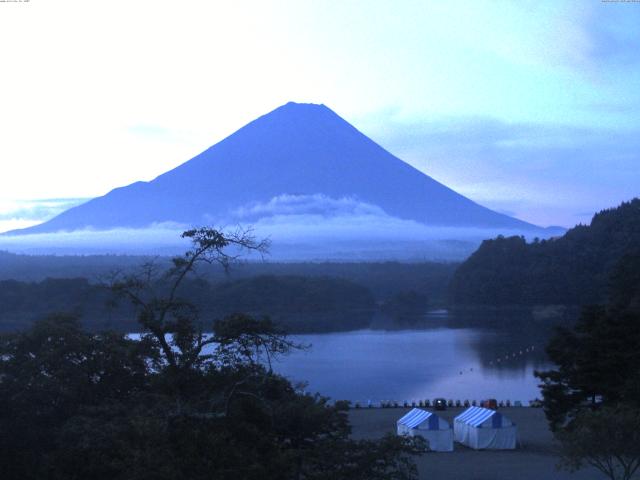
[272,308,563,405]
[133,307,568,406]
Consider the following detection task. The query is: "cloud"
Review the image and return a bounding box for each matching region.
[228,194,552,242]
[0,224,191,256]
[581,5,640,69]
[0,195,558,260]
[0,198,89,221]
[231,194,386,221]
[361,114,640,227]
[0,198,90,234]
[126,124,173,138]
[0,222,492,261]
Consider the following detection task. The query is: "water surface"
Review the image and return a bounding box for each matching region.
[274,310,557,404]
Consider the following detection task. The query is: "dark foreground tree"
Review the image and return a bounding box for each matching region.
[535,306,640,430]
[0,313,157,479]
[109,227,271,373]
[0,227,423,480]
[557,406,640,480]
[535,250,640,431]
[536,256,640,479]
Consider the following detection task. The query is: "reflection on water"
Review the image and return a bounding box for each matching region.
[273,307,576,404]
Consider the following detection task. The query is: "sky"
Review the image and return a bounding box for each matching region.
[0,0,638,232]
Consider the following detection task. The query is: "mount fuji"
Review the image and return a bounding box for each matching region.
[5,102,559,258]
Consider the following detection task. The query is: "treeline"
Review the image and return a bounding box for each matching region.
[0,275,377,333]
[0,251,148,281]
[0,252,457,303]
[450,199,640,305]
[0,278,119,332]
[207,275,375,332]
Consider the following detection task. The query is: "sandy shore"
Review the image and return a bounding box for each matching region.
[349,407,603,480]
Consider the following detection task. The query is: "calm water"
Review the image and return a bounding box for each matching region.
[273,310,558,404]
[134,307,567,405]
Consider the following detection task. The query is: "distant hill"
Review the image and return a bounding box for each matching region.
[206,275,376,332]
[0,275,376,334]
[9,102,544,235]
[0,250,457,303]
[449,199,640,306]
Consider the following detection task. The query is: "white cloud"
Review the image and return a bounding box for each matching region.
[0,198,89,234]
[0,194,552,260]
[231,194,386,221]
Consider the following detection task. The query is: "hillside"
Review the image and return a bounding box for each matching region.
[449,199,640,306]
[0,275,376,334]
[0,251,456,302]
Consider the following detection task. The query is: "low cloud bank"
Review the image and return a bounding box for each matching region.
[0,195,557,260]
[231,194,387,221]
[0,198,90,234]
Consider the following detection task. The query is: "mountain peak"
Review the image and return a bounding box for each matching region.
[8,103,541,237]
[262,101,337,124]
[282,101,328,110]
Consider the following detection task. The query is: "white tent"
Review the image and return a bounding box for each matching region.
[454,406,517,450]
[396,408,454,452]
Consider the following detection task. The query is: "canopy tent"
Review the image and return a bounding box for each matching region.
[396,408,454,452]
[454,406,517,450]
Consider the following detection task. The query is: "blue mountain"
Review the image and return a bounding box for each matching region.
[10,102,545,234]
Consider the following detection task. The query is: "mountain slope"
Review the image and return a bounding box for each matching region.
[449,198,640,305]
[11,102,540,234]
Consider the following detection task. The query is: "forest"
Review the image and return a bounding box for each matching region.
[449,199,640,306]
[0,238,461,333]
[0,252,456,300]
[0,275,376,333]
[0,261,452,333]
[0,228,424,480]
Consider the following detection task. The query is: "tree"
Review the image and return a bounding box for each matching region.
[535,305,640,430]
[449,198,640,306]
[0,314,156,480]
[1,227,424,480]
[106,226,424,479]
[109,226,270,373]
[382,290,429,323]
[536,257,640,479]
[609,248,640,313]
[557,405,640,480]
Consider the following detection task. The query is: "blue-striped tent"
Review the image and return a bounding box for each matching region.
[397,408,453,451]
[454,406,516,449]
